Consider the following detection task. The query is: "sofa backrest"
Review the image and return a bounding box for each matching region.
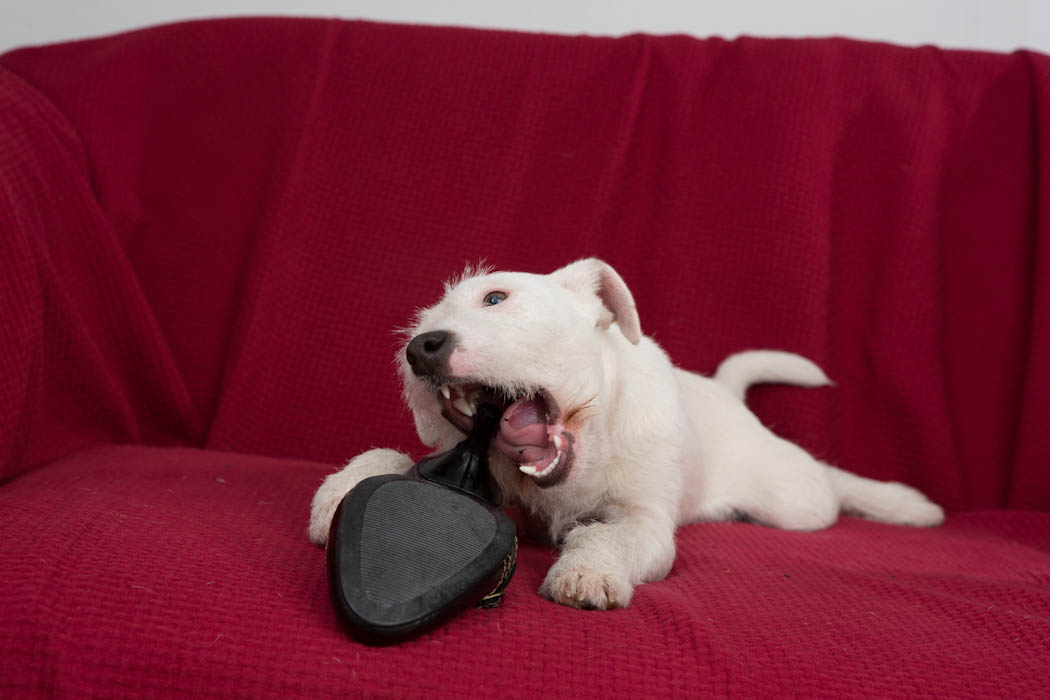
[1,18,1047,511]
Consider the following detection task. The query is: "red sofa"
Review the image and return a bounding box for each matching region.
[2,17,1048,698]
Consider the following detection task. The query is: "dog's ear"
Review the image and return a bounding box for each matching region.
[550,258,642,344]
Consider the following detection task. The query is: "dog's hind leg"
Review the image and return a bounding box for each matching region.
[824,466,945,527]
[307,448,415,546]
[726,450,841,531]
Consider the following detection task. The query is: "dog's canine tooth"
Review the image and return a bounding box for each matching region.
[439,385,451,400]
[553,434,562,451]
[519,465,537,476]
[452,396,474,416]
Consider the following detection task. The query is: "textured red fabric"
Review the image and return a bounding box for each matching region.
[1,17,1049,698]
[1,446,1048,698]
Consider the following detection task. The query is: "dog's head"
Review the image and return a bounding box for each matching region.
[399,258,641,488]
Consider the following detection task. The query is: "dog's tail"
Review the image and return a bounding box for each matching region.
[713,350,832,401]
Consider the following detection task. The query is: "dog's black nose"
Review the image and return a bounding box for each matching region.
[406,330,454,377]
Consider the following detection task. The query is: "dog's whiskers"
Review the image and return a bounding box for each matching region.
[562,394,600,425]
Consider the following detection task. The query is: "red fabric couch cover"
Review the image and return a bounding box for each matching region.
[1,17,1048,698]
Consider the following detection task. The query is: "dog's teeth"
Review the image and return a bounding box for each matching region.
[553,434,562,451]
[453,397,474,416]
[539,453,560,477]
[521,451,561,479]
[439,385,451,400]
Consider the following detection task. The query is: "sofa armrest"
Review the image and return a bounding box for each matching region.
[0,66,199,482]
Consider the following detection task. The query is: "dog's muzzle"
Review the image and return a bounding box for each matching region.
[404,331,576,487]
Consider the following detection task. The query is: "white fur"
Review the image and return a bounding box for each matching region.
[308,258,944,609]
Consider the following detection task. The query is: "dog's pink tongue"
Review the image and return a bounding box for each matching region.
[500,398,548,447]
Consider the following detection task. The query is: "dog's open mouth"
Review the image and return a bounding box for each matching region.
[434,382,574,487]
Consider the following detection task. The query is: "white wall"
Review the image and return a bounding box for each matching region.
[3,0,1050,55]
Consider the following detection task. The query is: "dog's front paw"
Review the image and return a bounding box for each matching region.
[540,559,634,610]
[307,448,414,546]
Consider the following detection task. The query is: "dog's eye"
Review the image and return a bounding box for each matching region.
[483,291,508,306]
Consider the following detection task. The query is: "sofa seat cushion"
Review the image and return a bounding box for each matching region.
[2,445,1048,698]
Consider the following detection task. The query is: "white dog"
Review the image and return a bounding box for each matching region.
[309,258,944,609]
